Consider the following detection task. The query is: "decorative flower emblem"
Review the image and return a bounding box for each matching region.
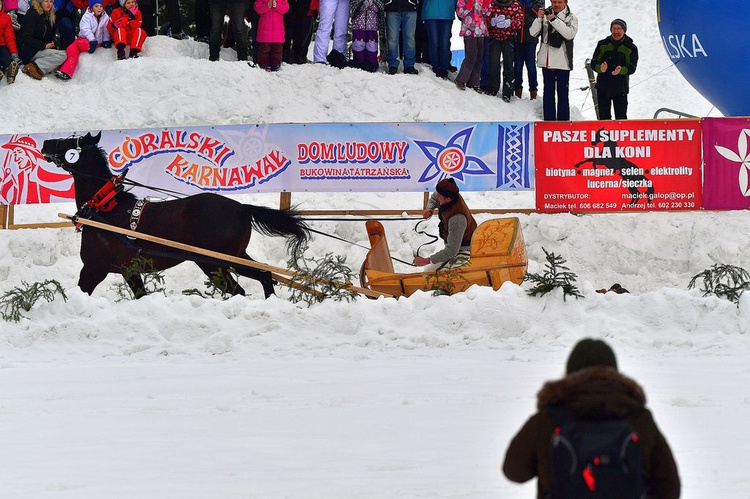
[414,126,493,183]
[714,128,750,196]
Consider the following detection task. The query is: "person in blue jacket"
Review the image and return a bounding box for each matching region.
[421,0,454,78]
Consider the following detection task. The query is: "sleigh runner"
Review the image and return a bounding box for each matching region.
[360,218,528,297]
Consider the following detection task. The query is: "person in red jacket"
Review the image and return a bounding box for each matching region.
[0,0,21,83]
[254,0,289,71]
[107,0,145,59]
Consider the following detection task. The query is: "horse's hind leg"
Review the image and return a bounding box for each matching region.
[196,264,247,297]
[234,255,276,299]
[235,266,275,298]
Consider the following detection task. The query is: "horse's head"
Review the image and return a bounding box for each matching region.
[42,132,102,173]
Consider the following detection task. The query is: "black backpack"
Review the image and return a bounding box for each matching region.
[550,408,646,499]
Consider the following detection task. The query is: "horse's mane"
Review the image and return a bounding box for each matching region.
[91,145,137,204]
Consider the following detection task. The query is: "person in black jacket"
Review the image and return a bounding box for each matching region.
[591,18,638,120]
[283,0,314,63]
[503,338,681,499]
[18,0,65,78]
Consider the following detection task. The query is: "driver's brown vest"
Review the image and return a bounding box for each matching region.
[438,196,477,246]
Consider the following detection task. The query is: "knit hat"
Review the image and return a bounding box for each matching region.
[610,18,627,32]
[565,338,618,374]
[90,0,103,7]
[435,178,459,200]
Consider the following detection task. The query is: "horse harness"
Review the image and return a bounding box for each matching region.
[73,172,149,237]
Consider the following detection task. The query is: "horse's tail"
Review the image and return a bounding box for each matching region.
[245,204,311,257]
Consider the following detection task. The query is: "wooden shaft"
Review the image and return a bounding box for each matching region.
[58,213,392,299]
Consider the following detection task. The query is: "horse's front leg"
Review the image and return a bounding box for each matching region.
[78,265,109,295]
[124,273,147,299]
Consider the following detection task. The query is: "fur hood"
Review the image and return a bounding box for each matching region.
[536,366,646,419]
[30,0,55,24]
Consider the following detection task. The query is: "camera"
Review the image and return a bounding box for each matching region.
[544,6,553,14]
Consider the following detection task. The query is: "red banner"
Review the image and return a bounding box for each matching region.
[534,120,703,213]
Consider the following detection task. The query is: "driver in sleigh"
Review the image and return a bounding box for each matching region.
[414,177,477,270]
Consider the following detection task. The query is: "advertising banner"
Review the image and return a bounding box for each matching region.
[0,122,534,205]
[535,120,702,213]
[702,117,750,210]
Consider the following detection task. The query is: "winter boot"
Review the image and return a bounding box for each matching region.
[530,89,538,100]
[129,49,140,59]
[54,70,71,81]
[0,69,4,83]
[7,59,19,84]
[514,89,523,99]
[116,43,126,60]
[22,62,43,80]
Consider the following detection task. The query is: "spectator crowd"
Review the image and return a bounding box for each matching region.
[0,0,637,120]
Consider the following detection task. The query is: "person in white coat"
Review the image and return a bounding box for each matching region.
[313,0,349,63]
[55,0,111,80]
[529,0,577,120]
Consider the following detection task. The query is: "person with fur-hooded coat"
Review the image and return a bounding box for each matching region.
[18,0,66,78]
[503,338,681,499]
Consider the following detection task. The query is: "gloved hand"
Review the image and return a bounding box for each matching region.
[497,18,510,28]
[126,8,135,19]
[11,53,20,62]
[88,40,98,53]
[113,18,123,28]
[129,4,139,14]
[102,40,112,48]
[490,15,500,27]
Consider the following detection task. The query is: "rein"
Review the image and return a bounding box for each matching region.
[305,227,416,267]
[413,219,439,258]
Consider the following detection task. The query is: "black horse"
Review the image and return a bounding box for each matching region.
[573,127,655,206]
[42,132,310,299]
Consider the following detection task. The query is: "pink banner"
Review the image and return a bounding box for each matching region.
[702,117,750,210]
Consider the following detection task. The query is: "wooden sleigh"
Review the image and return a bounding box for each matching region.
[359,217,528,297]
